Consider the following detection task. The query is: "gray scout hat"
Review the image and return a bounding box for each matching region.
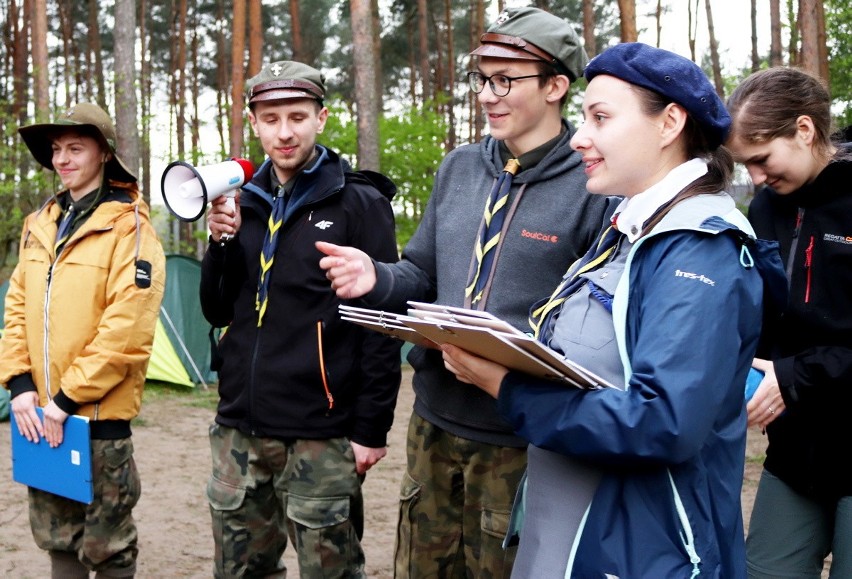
[246,61,326,105]
[469,7,588,82]
[18,102,137,183]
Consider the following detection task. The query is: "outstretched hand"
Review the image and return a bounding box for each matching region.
[316,241,377,299]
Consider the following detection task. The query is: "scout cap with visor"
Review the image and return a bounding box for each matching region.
[468,6,588,82]
[246,61,326,106]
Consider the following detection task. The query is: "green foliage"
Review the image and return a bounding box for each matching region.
[0,126,55,279]
[826,0,852,130]
[323,100,447,250]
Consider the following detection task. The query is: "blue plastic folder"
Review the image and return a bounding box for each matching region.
[10,408,94,504]
[744,368,765,402]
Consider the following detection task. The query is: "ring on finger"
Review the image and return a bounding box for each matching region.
[769,407,775,415]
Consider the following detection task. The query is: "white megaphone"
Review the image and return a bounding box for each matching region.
[161,158,255,222]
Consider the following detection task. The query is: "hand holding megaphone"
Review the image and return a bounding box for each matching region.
[161,158,254,223]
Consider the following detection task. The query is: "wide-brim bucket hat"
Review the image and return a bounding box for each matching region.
[18,102,137,183]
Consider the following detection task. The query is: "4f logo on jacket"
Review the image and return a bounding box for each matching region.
[314,220,334,230]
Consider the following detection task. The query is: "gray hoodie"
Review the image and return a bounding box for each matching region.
[367,120,614,446]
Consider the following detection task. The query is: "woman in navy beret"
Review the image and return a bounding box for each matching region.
[441,42,785,577]
[727,67,852,579]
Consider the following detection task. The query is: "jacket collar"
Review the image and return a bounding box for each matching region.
[614,158,709,242]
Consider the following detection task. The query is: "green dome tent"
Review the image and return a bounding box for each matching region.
[0,254,215,405]
[146,254,217,389]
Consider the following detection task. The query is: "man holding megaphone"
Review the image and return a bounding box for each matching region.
[198,60,401,578]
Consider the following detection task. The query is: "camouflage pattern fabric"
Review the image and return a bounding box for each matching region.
[394,413,525,579]
[207,423,366,579]
[29,437,140,577]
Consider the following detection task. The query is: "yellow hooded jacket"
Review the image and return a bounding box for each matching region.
[0,188,165,424]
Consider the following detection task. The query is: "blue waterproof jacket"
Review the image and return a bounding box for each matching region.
[500,193,786,578]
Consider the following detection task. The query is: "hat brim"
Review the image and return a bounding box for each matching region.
[18,122,137,183]
[469,43,542,61]
[249,88,323,104]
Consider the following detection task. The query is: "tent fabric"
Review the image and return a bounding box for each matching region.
[146,319,195,387]
[150,254,217,388]
[0,254,216,393]
[0,387,8,421]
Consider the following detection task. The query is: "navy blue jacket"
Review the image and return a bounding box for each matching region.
[500,194,785,577]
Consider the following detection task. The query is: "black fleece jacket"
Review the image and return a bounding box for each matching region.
[200,146,401,447]
[748,158,852,500]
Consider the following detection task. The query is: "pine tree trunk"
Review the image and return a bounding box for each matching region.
[114,0,141,187]
[444,0,456,150]
[248,0,262,77]
[31,0,49,122]
[617,0,637,42]
[417,0,430,102]
[230,0,247,158]
[750,0,760,72]
[583,0,597,58]
[705,0,724,97]
[799,0,820,76]
[769,0,782,65]
[88,0,106,107]
[351,0,380,171]
[290,0,304,63]
[139,0,152,207]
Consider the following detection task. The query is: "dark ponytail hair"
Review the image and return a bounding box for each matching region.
[629,84,734,234]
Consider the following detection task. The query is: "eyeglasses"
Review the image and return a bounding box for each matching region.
[466,71,545,97]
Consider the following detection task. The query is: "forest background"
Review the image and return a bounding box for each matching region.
[0,0,850,275]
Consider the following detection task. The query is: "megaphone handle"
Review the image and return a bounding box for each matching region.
[219,194,237,244]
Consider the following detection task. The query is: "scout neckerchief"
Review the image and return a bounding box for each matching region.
[54,184,103,255]
[529,220,623,344]
[256,182,289,326]
[465,157,520,306]
[255,150,324,326]
[464,129,566,309]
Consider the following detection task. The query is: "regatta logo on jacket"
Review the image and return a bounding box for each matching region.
[674,269,715,286]
[824,233,852,245]
[314,220,334,230]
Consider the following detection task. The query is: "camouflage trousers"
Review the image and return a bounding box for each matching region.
[394,412,526,579]
[29,437,140,577]
[207,423,366,579]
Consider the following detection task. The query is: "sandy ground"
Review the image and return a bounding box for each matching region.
[0,367,829,577]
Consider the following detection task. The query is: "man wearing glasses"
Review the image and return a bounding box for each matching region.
[318,7,612,577]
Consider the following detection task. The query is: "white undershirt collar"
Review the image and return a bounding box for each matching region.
[613,158,709,242]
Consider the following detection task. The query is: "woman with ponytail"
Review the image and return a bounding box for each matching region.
[727,67,851,579]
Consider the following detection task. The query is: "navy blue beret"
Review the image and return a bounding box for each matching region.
[584,42,731,148]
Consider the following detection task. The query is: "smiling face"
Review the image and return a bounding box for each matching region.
[475,57,567,157]
[50,131,107,200]
[570,75,679,197]
[727,125,824,195]
[249,98,328,184]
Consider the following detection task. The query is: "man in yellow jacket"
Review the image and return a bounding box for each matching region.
[0,103,165,578]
